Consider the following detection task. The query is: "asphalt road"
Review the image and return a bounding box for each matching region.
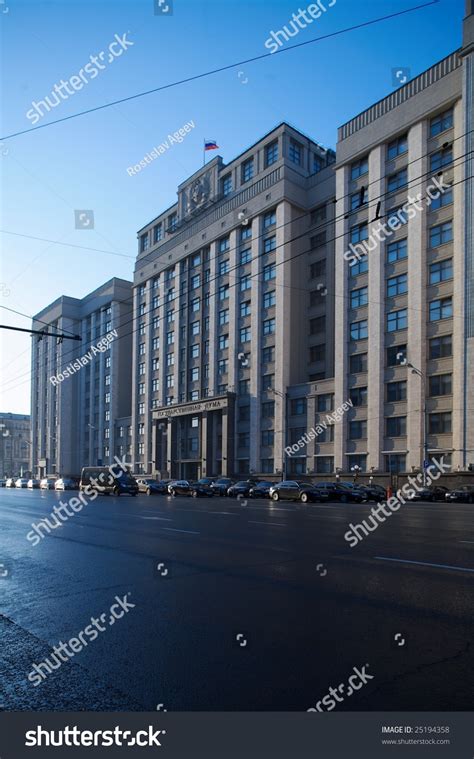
[1,487,473,712]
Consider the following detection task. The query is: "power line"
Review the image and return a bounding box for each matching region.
[0,0,439,142]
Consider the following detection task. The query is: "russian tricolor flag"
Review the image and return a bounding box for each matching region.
[204,140,219,151]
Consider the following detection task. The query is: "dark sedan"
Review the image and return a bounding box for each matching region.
[268,481,329,503]
[137,478,168,495]
[210,478,234,496]
[227,480,257,497]
[408,485,450,502]
[316,482,368,503]
[359,484,387,501]
[249,481,274,499]
[169,480,213,498]
[445,485,474,503]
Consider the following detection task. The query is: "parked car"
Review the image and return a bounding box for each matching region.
[0,478,6,487]
[40,477,57,490]
[55,478,79,491]
[407,485,450,502]
[445,485,474,503]
[227,480,257,498]
[168,480,212,498]
[136,478,168,495]
[269,481,330,503]
[5,478,15,488]
[27,479,40,489]
[359,484,387,501]
[315,482,368,503]
[79,467,138,496]
[15,478,29,488]
[193,478,215,495]
[249,481,274,499]
[210,478,234,496]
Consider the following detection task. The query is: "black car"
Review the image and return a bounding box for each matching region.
[210,478,234,496]
[316,482,368,503]
[227,480,257,497]
[359,484,387,501]
[445,485,474,503]
[249,481,274,499]
[268,481,330,503]
[169,480,213,498]
[137,478,168,495]
[408,485,450,502]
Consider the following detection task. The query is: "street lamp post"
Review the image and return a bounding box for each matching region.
[269,387,288,480]
[397,354,428,485]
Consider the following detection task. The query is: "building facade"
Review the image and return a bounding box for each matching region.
[30,278,133,477]
[333,1,474,475]
[0,413,31,478]
[132,123,336,477]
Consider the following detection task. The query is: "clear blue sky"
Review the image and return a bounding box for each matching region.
[0,0,465,413]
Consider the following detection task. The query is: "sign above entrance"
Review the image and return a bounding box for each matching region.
[153,396,229,419]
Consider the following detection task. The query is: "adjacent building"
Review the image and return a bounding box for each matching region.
[0,413,31,478]
[30,278,133,477]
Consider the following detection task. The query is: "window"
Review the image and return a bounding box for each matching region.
[316,393,334,413]
[190,367,199,382]
[219,309,229,325]
[190,344,199,359]
[240,326,251,342]
[291,398,306,415]
[263,263,276,281]
[429,258,453,284]
[350,320,368,340]
[139,343,146,356]
[265,140,279,166]
[241,226,252,241]
[240,248,252,265]
[387,273,408,297]
[387,344,406,366]
[241,157,254,183]
[263,290,276,308]
[386,416,406,436]
[138,401,144,414]
[429,334,452,359]
[315,456,334,474]
[191,321,200,335]
[351,156,368,179]
[350,353,367,373]
[218,334,229,350]
[310,260,326,278]
[153,224,162,243]
[310,231,326,248]
[261,429,274,447]
[387,134,408,160]
[430,187,453,210]
[351,223,368,244]
[387,309,408,332]
[263,212,277,232]
[240,301,251,317]
[318,424,334,443]
[138,303,146,317]
[105,356,111,368]
[310,316,325,334]
[349,420,367,439]
[240,274,251,292]
[239,405,250,421]
[138,362,146,376]
[263,373,274,390]
[166,353,174,367]
[263,318,275,335]
[386,381,407,402]
[289,139,302,165]
[261,458,274,473]
[429,297,452,321]
[429,412,452,434]
[309,344,325,363]
[152,378,159,392]
[138,382,145,395]
[262,401,275,418]
[152,295,160,310]
[313,154,324,173]
[139,323,146,336]
[310,204,326,224]
[429,374,452,396]
[168,212,177,232]
[350,286,368,308]
[347,454,367,471]
[262,345,275,363]
[430,146,453,172]
[167,309,175,322]
[239,379,250,395]
[219,259,229,275]
[166,375,174,389]
[221,174,232,196]
[191,252,201,268]
[387,238,408,263]
[430,108,453,137]
[191,274,201,289]
[238,432,250,449]
[140,233,149,252]
[430,221,453,247]
[385,454,406,473]
[219,284,229,300]
[350,256,368,276]
[349,386,367,407]
[264,236,276,254]
[350,187,368,210]
[387,168,408,192]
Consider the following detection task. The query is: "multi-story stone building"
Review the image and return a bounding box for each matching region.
[30,278,133,476]
[132,123,336,477]
[333,0,474,475]
[0,413,31,478]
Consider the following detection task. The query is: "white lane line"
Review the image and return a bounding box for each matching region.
[163,527,200,535]
[459,541,474,544]
[374,556,474,574]
[213,511,239,516]
[140,516,173,521]
[248,520,286,527]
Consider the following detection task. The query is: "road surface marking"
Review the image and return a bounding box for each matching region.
[213,511,239,515]
[459,541,474,544]
[163,527,200,535]
[140,516,173,521]
[374,556,474,574]
[248,521,285,527]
